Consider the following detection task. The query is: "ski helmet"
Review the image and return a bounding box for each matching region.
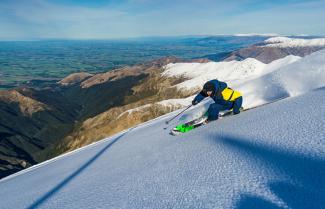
[203,81,215,93]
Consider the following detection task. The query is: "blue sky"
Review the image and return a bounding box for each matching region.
[0,0,324,40]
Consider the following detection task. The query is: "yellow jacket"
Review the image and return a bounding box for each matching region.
[221,87,242,102]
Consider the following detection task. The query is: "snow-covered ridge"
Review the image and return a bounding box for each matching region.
[156,55,301,115]
[263,36,325,48]
[162,55,301,91]
[162,49,325,110]
[232,49,325,108]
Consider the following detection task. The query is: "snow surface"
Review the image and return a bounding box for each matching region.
[162,49,325,110]
[162,55,300,92]
[263,36,325,48]
[0,87,324,209]
[233,49,325,108]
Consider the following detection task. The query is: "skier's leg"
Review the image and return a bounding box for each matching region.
[207,103,224,121]
[233,96,243,114]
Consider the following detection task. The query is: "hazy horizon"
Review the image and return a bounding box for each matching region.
[1,33,324,42]
[1,0,324,40]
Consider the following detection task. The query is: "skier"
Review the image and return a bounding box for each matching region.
[170,79,243,135]
[191,79,243,123]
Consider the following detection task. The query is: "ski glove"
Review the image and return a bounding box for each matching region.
[192,100,198,105]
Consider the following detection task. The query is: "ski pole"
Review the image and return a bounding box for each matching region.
[165,104,192,125]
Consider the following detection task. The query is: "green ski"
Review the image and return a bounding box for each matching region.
[169,108,242,136]
[170,115,208,136]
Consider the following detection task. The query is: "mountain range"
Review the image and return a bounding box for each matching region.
[1,36,325,179]
[0,45,324,209]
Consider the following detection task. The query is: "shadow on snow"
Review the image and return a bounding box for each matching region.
[215,135,325,209]
[26,129,131,209]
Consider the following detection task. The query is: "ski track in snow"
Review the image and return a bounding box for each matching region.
[0,87,324,209]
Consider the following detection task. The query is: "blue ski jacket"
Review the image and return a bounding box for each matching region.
[193,79,230,106]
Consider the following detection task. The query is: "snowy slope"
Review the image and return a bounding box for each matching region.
[234,49,325,108]
[263,36,325,48]
[162,49,325,109]
[0,87,324,209]
[162,55,300,91]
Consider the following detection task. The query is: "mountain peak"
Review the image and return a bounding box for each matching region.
[0,89,48,116]
[58,72,93,86]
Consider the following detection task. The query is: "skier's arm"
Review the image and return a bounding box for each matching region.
[192,91,207,105]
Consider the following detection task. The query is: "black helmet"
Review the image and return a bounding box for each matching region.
[203,81,215,93]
